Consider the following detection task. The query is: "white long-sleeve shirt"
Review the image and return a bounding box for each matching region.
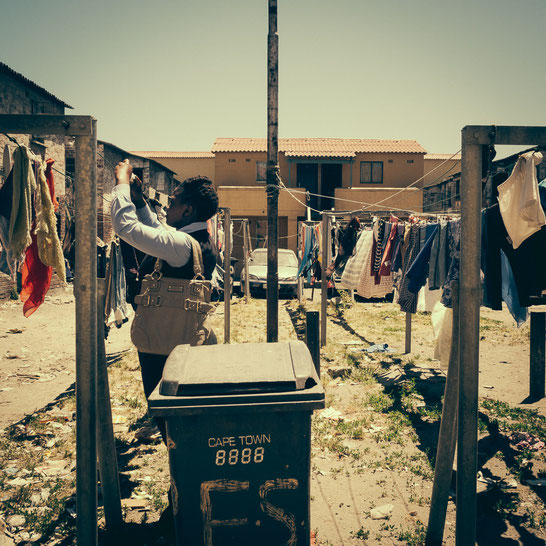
[110,185,208,267]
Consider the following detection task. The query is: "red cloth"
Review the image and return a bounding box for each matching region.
[20,160,57,317]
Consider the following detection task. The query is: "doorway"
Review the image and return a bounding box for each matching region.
[320,163,342,211]
[296,163,319,215]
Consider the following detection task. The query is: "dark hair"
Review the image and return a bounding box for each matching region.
[173,176,218,221]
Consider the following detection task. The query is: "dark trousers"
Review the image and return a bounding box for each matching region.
[138,330,218,444]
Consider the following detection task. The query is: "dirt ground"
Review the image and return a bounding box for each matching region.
[0,286,545,545]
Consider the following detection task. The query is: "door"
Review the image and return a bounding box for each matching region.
[296,163,319,217]
[320,164,342,211]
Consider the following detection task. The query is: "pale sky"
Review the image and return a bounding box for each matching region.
[2,0,545,157]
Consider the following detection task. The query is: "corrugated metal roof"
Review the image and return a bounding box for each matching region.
[425,153,461,160]
[131,151,215,159]
[0,62,73,109]
[212,138,427,155]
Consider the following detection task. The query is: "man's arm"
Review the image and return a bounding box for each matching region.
[129,173,163,228]
[110,162,191,267]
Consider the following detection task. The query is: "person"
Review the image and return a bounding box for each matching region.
[110,159,219,441]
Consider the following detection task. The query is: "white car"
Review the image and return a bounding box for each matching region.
[241,248,299,298]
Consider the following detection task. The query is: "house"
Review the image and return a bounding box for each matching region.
[423,153,461,187]
[0,62,71,198]
[0,62,72,298]
[212,137,427,253]
[131,151,215,185]
[423,148,546,213]
[65,140,177,244]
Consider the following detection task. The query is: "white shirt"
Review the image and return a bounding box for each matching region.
[497,151,546,249]
[110,185,208,267]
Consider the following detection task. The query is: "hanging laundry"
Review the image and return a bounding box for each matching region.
[397,224,421,313]
[339,229,369,290]
[356,230,393,299]
[0,169,15,277]
[482,203,546,308]
[500,250,528,326]
[378,216,399,277]
[440,220,461,309]
[406,224,439,294]
[428,221,447,291]
[8,146,36,257]
[331,217,360,275]
[497,151,545,249]
[35,160,65,282]
[104,240,131,328]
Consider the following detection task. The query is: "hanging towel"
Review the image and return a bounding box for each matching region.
[407,224,439,294]
[35,160,66,282]
[497,151,545,249]
[105,240,131,328]
[8,146,36,257]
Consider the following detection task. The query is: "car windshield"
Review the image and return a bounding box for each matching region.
[249,251,298,267]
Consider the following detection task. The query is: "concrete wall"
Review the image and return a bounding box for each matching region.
[335,187,423,213]
[423,158,461,186]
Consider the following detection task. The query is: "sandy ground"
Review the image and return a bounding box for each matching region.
[0,286,545,545]
[0,287,132,430]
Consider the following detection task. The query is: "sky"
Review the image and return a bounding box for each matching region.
[2,0,545,157]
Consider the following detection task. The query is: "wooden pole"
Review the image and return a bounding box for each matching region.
[426,281,460,545]
[223,209,232,343]
[530,311,546,400]
[456,131,482,546]
[96,278,122,532]
[320,215,329,346]
[243,219,250,303]
[405,312,412,354]
[74,127,98,546]
[266,0,279,343]
[306,311,320,378]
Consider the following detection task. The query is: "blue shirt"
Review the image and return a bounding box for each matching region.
[110,185,208,268]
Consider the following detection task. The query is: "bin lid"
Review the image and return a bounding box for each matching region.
[158,340,318,397]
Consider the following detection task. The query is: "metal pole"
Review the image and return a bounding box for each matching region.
[266,0,279,343]
[530,311,546,400]
[223,209,232,343]
[243,219,250,303]
[306,311,320,378]
[426,281,460,545]
[405,312,412,354]
[74,124,98,546]
[456,130,482,546]
[96,278,122,532]
[320,215,329,346]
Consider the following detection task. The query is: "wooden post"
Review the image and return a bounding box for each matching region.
[266,0,279,343]
[223,209,231,343]
[530,311,546,400]
[426,281,460,545]
[456,131,482,546]
[306,311,320,378]
[96,278,122,532]
[320,215,329,346]
[405,312,412,354]
[243,219,250,303]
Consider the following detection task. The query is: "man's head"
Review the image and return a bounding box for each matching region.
[166,176,219,228]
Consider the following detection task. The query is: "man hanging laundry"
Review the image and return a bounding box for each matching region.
[110,160,219,443]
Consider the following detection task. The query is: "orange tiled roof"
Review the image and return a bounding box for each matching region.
[212,138,427,156]
[131,151,215,159]
[425,153,461,160]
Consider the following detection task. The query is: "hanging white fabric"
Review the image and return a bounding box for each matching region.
[497,151,545,249]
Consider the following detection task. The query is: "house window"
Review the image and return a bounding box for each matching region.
[228,158,236,163]
[360,161,383,184]
[245,158,251,163]
[256,161,267,182]
[407,159,414,164]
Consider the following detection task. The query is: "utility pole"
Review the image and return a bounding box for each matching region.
[266,0,279,342]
